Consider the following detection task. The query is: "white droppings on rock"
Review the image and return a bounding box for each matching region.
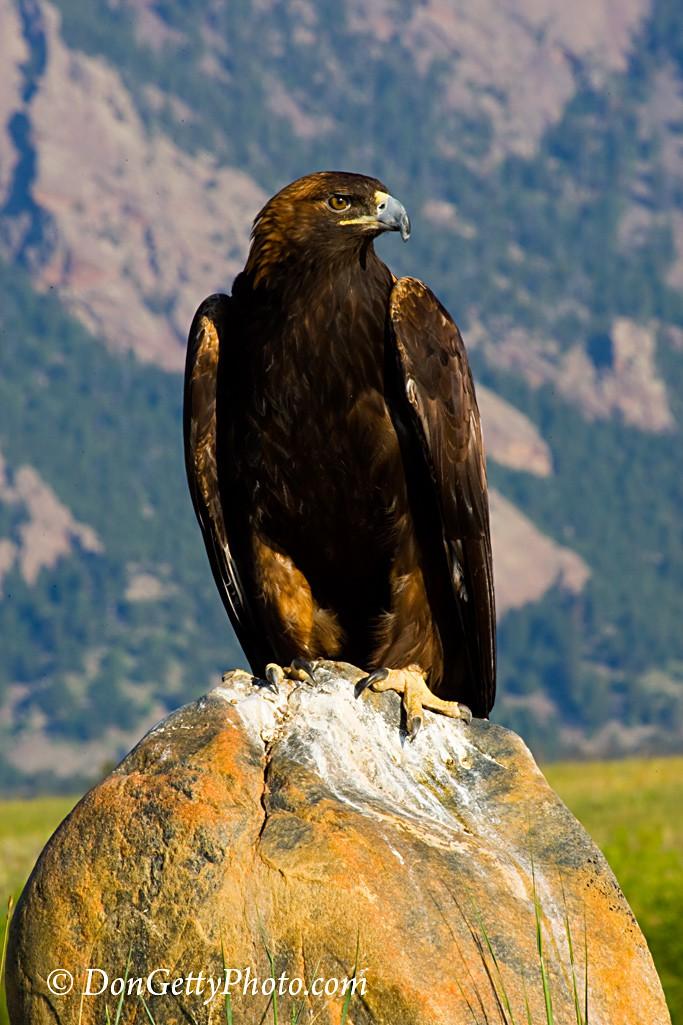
[388,844,405,865]
[211,661,620,956]
[213,681,286,747]
[215,662,492,846]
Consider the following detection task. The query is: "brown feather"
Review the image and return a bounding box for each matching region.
[387,278,496,716]
[183,294,264,670]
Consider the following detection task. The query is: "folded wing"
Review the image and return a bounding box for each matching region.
[387,277,496,717]
[183,293,262,670]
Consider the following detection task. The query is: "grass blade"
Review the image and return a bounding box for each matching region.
[0,897,14,1003]
[436,888,490,1023]
[531,858,554,1024]
[220,929,234,1025]
[523,980,533,1025]
[340,929,360,1025]
[255,916,278,1025]
[561,881,586,1025]
[473,902,517,1025]
[139,995,157,1023]
[583,910,589,1025]
[468,921,512,1024]
[113,947,132,1025]
[77,966,86,1025]
[263,938,278,1025]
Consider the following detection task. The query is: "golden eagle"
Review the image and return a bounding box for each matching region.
[184,172,495,734]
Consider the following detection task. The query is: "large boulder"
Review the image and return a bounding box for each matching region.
[7,661,671,1024]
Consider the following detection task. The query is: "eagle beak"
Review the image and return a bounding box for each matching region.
[375,192,411,241]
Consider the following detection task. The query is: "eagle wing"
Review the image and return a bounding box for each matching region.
[183,293,262,669]
[387,277,496,717]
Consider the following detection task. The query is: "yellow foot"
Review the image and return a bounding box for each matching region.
[357,665,472,740]
[263,658,316,693]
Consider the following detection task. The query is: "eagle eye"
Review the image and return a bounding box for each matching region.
[328,194,351,212]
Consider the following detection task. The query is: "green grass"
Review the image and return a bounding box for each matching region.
[450,876,588,1025]
[0,796,76,900]
[546,756,683,1022]
[0,796,76,1025]
[0,759,681,1023]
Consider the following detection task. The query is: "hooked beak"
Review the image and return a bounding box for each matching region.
[375,191,411,241]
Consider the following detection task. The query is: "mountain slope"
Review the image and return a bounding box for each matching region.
[1,0,683,786]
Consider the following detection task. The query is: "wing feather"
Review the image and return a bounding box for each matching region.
[183,294,261,669]
[388,277,496,716]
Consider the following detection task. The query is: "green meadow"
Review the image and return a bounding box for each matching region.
[1,758,681,1024]
[545,757,683,1022]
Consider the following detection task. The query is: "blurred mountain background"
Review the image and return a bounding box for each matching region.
[1,0,682,792]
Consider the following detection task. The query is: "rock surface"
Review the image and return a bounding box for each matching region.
[6,662,671,1024]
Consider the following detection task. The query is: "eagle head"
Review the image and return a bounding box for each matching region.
[245,171,410,286]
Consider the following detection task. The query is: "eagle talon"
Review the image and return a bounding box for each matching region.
[265,664,282,693]
[359,665,473,734]
[356,667,389,697]
[291,658,316,685]
[408,715,422,741]
[264,660,317,693]
[458,703,473,725]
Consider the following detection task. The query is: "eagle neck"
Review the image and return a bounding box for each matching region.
[279,243,388,312]
[242,236,389,303]
[237,241,393,392]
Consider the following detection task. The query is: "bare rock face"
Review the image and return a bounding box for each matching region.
[489,489,590,615]
[6,662,670,1025]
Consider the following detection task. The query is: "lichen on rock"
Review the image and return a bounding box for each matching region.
[6,661,671,1024]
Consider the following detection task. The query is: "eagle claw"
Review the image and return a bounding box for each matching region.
[356,667,389,696]
[290,658,316,686]
[356,665,473,736]
[265,664,282,693]
[408,714,423,741]
[264,660,317,694]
